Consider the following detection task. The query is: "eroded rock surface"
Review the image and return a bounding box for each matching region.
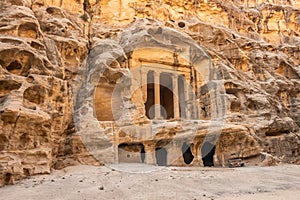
[0,0,300,186]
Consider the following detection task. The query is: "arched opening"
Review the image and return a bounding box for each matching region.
[201,142,215,167]
[95,83,115,121]
[0,80,22,97]
[160,73,173,119]
[182,142,194,164]
[145,71,155,119]
[18,22,38,39]
[118,143,145,163]
[94,72,123,121]
[6,61,22,74]
[155,147,167,166]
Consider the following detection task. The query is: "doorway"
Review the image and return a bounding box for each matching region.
[155,147,167,166]
[182,142,194,164]
[201,142,215,167]
[141,146,146,163]
[145,71,155,119]
[118,143,145,163]
[160,73,174,119]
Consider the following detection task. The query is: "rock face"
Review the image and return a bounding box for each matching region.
[0,0,300,186]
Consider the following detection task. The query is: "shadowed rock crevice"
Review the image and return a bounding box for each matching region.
[0,134,9,151]
[0,80,22,97]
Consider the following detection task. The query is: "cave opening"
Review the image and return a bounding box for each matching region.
[155,147,167,166]
[6,61,22,74]
[23,168,30,176]
[201,142,215,167]
[118,143,145,163]
[182,142,194,164]
[5,173,12,184]
[141,146,146,163]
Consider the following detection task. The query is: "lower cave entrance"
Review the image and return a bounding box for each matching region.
[141,146,145,163]
[118,143,145,163]
[182,142,194,164]
[201,142,215,167]
[5,173,12,184]
[155,147,167,166]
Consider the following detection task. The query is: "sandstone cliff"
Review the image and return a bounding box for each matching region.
[0,0,299,186]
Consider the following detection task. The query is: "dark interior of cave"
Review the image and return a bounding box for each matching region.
[182,142,194,164]
[155,147,167,166]
[201,142,215,167]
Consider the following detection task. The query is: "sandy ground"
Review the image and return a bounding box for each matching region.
[0,164,300,200]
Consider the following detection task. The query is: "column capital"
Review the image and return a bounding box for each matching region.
[141,69,148,75]
[154,70,160,77]
[141,66,151,74]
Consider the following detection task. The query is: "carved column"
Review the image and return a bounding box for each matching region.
[154,71,161,119]
[185,82,191,120]
[113,123,119,163]
[180,76,187,119]
[141,69,148,103]
[191,97,198,119]
[144,143,155,165]
[189,69,200,119]
[173,74,180,119]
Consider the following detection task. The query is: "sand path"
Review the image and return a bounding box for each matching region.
[0,164,299,200]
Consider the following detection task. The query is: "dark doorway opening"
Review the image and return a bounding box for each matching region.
[155,148,167,166]
[160,85,174,119]
[201,142,215,167]
[141,146,146,163]
[145,71,154,119]
[160,73,173,119]
[118,143,145,163]
[182,142,194,164]
[5,173,12,184]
